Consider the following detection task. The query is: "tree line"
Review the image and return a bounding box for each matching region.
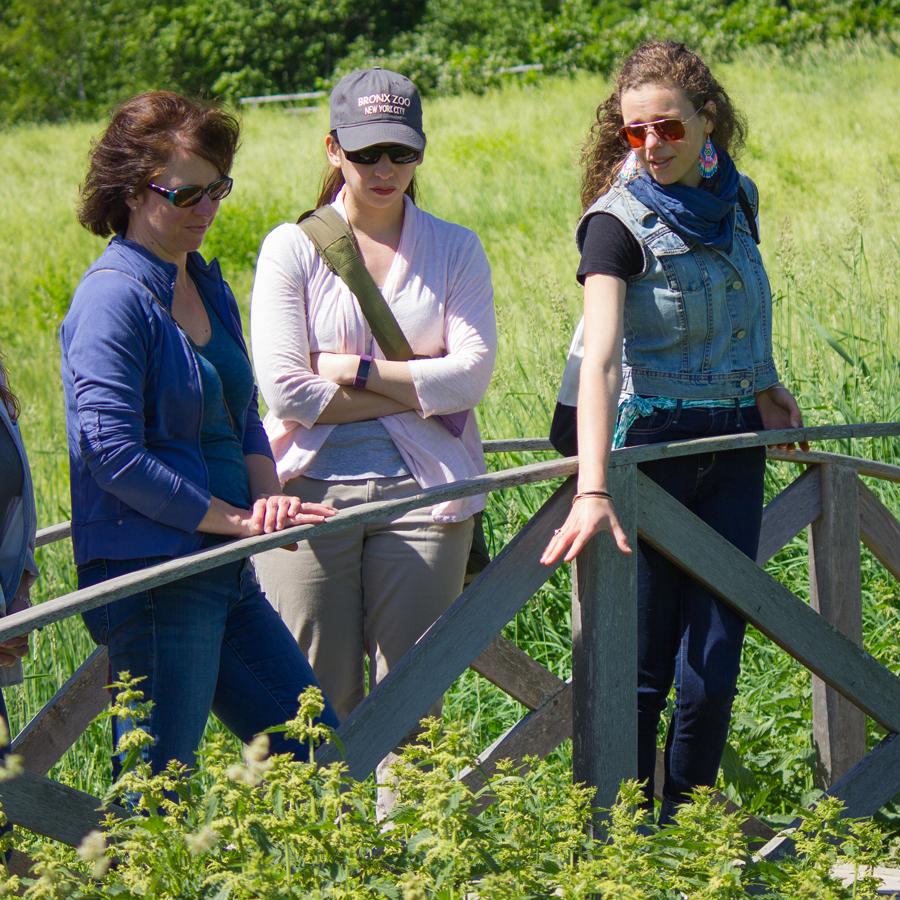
[0,0,892,125]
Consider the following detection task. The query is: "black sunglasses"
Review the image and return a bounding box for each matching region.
[147,176,234,208]
[339,144,421,165]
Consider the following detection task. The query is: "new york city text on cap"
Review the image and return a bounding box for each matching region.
[330,67,426,152]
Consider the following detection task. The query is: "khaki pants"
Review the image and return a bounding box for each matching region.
[253,473,473,723]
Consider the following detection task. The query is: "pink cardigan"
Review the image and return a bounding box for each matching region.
[250,194,496,522]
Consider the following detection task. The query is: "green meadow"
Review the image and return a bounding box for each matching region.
[0,39,897,829]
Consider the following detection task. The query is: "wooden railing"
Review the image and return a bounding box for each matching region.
[1,423,898,864]
[235,65,544,108]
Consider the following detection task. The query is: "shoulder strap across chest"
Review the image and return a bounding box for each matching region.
[297,206,413,361]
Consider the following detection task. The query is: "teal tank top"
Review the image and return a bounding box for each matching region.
[190,298,253,509]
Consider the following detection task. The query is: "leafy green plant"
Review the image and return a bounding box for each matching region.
[3,681,893,897]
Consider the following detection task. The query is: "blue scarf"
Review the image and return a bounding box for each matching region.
[626,149,740,251]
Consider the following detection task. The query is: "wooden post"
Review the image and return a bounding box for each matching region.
[572,464,638,824]
[808,464,866,786]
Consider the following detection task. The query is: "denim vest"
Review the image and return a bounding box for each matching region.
[559,174,779,406]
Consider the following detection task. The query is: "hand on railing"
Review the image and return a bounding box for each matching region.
[756,385,809,451]
[540,492,632,566]
[198,495,338,548]
[245,496,338,550]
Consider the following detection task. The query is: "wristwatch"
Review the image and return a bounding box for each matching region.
[354,354,373,389]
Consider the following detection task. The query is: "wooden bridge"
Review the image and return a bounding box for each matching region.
[1,422,898,880]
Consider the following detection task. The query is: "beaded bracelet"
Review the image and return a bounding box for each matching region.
[573,490,613,504]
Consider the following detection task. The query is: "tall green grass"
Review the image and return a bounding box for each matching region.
[0,40,897,821]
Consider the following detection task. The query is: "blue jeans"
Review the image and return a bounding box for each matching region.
[625,402,765,823]
[79,545,339,778]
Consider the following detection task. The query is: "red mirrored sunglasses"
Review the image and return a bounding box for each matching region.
[618,108,703,149]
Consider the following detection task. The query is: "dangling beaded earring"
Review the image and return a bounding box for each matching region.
[618,150,641,185]
[698,136,718,179]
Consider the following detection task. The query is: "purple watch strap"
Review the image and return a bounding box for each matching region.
[353,354,373,389]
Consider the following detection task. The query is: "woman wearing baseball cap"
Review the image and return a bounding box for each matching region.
[251,68,496,813]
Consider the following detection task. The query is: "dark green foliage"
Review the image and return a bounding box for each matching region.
[154,0,417,100]
[0,0,163,122]
[530,0,899,77]
[0,0,895,124]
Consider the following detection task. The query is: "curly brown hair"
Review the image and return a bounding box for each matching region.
[580,41,747,210]
[79,91,240,237]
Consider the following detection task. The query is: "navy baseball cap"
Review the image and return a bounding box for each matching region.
[329,68,426,152]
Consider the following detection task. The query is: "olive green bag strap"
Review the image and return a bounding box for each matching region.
[297,206,413,361]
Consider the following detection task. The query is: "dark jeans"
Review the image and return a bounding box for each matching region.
[625,402,765,822]
[79,545,339,779]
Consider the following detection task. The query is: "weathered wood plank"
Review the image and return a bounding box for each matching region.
[470,636,564,710]
[831,864,900,891]
[35,520,72,547]
[0,457,579,643]
[825,732,900,820]
[858,480,900,581]
[483,438,554,453]
[767,448,900,484]
[809,465,866,786]
[0,770,123,847]
[7,848,34,877]
[636,473,900,733]
[756,466,822,565]
[238,90,326,105]
[572,465,639,816]
[759,732,900,862]
[460,681,573,800]
[12,647,110,776]
[609,423,899,470]
[317,480,575,779]
[18,423,895,644]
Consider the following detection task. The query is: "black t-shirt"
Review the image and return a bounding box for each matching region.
[576,212,644,285]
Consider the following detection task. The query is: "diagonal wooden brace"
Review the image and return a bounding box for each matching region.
[636,472,900,733]
[13,646,110,776]
[318,480,575,778]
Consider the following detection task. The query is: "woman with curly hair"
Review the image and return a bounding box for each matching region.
[542,41,804,823]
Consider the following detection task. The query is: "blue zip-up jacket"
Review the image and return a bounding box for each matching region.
[0,380,38,687]
[0,394,36,611]
[60,236,273,565]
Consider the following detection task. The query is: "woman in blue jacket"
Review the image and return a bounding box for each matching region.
[542,42,804,823]
[61,92,339,777]
[0,358,37,744]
